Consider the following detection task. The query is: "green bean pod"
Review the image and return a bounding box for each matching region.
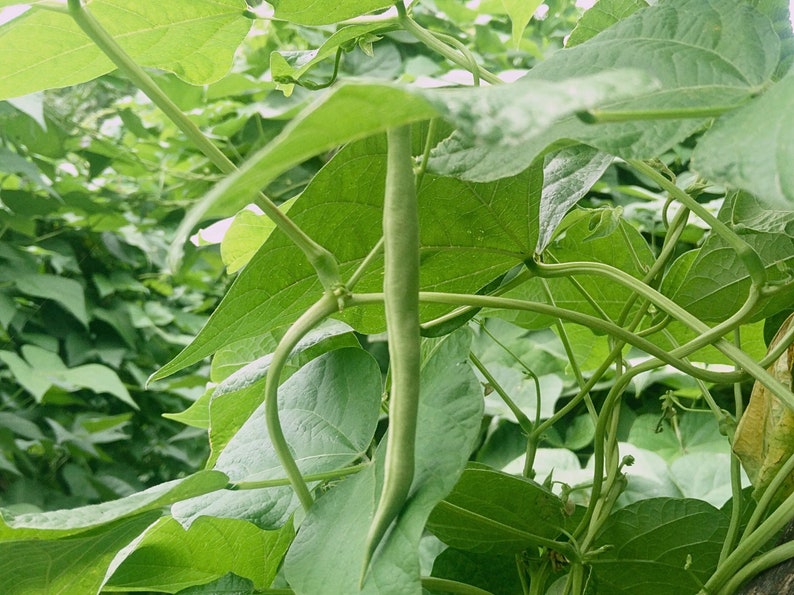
[361,125,421,581]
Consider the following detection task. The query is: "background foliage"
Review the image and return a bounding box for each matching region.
[0,0,793,594]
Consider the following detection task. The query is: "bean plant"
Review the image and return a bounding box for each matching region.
[0,0,793,593]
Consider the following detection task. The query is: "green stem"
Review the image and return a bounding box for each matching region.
[579,104,739,123]
[530,342,622,446]
[573,371,634,543]
[719,346,745,565]
[397,5,503,85]
[716,541,794,595]
[67,0,340,288]
[33,1,70,13]
[416,118,439,191]
[230,462,370,490]
[346,237,384,290]
[529,261,793,409]
[470,353,533,435]
[628,160,767,288]
[264,293,340,511]
[739,452,794,542]
[701,487,794,594]
[759,321,794,368]
[434,31,482,85]
[350,292,745,385]
[473,320,543,476]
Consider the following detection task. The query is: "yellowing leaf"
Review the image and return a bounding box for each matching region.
[733,312,794,502]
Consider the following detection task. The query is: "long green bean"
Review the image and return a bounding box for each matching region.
[361,125,421,583]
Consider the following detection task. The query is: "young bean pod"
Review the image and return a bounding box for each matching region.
[361,125,421,582]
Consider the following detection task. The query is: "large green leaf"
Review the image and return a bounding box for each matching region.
[567,0,648,47]
[204,322,359,465]
[665,193,794,322]
[104,516,293,593]
[0,512,161,595]
[167,83,437,273]
[536,145,614,252]
[0,1,250,100]
[426,463,566,554]
[269,0,393,26]
[0,344,136,407]
[628,413,728,464]
[171,348,381,529]
[0,470,227,540]
[694,72,794,206]
[283,329,483,593]
[154,133,542,380]
[429,0,780,181]
[13,273,87,325]
[431,548,523,595]
[590,498,729,594]
[425,69,655,182]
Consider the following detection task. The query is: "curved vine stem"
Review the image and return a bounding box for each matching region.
[264,292,341,511]
[349,293,745,384]
[627,160,767,288]
[701,486,794,594]
[229,462,370,490]
[67,0,341,288]
[528,260,794,410]
[716,541,794,595]
[396,3,503,85]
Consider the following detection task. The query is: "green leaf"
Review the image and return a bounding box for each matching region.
[628,413,728,464]
[0,470,228,540]
[0,350,51,401]
[501,0,543,48]
[269,0,393,25]
[173,573,256,594]
[270,23,393,85]
[694,72,794,206]
[283,328,483,593]
[13,272,87,325]
[491,208,654,329]
[0,290,15,329]
[669,453,737,507]
[431,548,523,595]
[171,348,381,529]
[537,145,614,252]
[665,193,794,322]
[104,516,293,592]
[567,0,648,47]
[0,0,251,99]
[212,320,355,398]
[0,512,161,595]
[426,69,656,182]
[0,145,56,195]
[427,463,566,554]
[431,0,780,181]
[0,345,137,407]
[220,206,279,274]
[166,83,437,274]
[155,133,542,380]
[206,321,359,465]
[591,498,729,594]
[60,363,137,408]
